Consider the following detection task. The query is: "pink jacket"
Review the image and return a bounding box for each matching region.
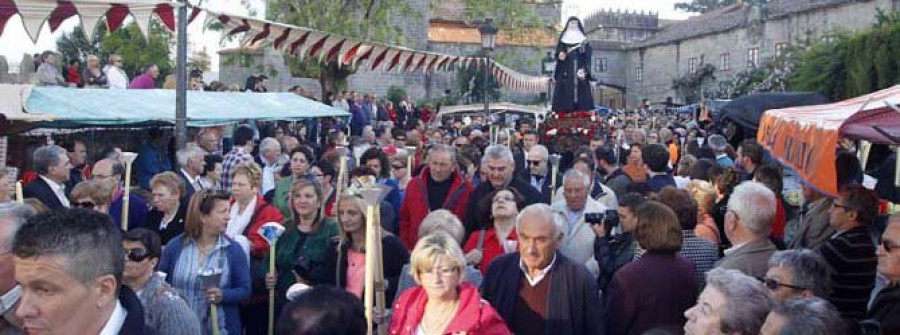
[389,283,510,335]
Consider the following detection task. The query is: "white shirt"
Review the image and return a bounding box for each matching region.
[0,285,21,315]
[40,175,70,208]
[104,66,128,89]
[260,156,278,195]
[181,169,202,191]
[227,196,257,239]
[519,254,557,287]
[98,301,126,335]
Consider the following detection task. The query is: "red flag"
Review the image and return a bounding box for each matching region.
[272,28,291,49]
[289,31,311,55]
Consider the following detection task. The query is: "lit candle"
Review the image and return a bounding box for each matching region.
[364,199,377,335]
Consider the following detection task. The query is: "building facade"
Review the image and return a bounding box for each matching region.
[218,0,560,103]
[620,0,900,107]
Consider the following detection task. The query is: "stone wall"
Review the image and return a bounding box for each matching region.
[625,0,900,106]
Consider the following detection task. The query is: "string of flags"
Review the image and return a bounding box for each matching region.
[0,0,552,93]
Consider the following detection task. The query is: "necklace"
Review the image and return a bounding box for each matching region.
[421,299,459,335]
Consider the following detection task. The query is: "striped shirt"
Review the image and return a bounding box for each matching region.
[818,225,877,320]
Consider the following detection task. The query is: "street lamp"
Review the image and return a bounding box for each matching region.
[479,18,498,123]
[542,51,555,104]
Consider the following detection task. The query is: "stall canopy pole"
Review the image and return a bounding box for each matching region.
[175,1,188,150]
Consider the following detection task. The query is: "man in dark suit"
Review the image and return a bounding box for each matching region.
[23,145,72,210]
[176,146,206,201]
[526,145,559,204]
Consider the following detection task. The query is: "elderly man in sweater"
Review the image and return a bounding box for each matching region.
[482,204,603,335]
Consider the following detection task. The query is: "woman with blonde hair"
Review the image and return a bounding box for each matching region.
[260,177,339,328]
[389,233,509,335]
[688,180,720,245]
[69,179,114,213]
[82,54,108,88]
[324,191,409,306]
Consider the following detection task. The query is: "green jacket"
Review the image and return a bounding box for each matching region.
[273,177,294,220]
[259,218,339,306]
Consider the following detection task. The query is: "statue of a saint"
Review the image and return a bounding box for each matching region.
[552,17,595,113]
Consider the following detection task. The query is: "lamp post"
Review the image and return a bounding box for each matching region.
[542,51,555,105]
[479,19,498,123]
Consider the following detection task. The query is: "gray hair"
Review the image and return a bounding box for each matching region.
[13,209,124,287]
[705,268,773,334]
[259,137,282,155]
[727,181,776,237]
[708,134,728,153]
[176,146,206,169]
[770,297,846,335]
[33,145,66,175]
[428,144,457,162]
[516,203,565,239]
[529,145,549,160]
[418,209,465,244]
[563,168,591,190]
[481,144,514,167]
[768,249,830,298]
[0,203,36,250]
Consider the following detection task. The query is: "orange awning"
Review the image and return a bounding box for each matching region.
[758,86,900,196]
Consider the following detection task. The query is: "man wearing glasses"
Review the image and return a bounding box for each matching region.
[92,158,150,231]
[526,145,555,203]
[820,184,878,320]
[869,214,900,333]
[762,249,829,303]
[715,181,778,279]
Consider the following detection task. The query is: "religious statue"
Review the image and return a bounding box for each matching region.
[552,17,595,113]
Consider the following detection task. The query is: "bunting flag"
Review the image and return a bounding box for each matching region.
[0,1,550,94]
[1,0,178,42]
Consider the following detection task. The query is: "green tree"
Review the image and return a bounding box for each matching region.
[672,63,716,103]
[244,0,545,98]
[457,60,500,104]
[190,47,212,73]
[674,0,739,14]
[56,21,174,86]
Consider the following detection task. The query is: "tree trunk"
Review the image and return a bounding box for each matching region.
[318,61,352,100]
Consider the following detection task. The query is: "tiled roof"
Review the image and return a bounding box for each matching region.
[632,0,857,48]
[428,21,556,47]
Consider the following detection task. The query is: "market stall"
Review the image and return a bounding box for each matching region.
[757,86,900,196]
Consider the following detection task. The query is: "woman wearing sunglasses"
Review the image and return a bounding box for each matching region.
[123,228,201,334]
[69,179,113,213]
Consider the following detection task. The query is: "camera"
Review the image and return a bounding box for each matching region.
[585,209,619,228]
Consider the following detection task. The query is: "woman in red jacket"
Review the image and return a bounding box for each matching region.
[390,233,509,335]
[463,188,524,275]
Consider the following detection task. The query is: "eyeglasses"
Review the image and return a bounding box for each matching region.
[527,160,543,166]
[420,267,457,278]
[125,248,151,262]
[391,164,405,170]
[831,202,857,212]
[73,201,96,209]
[760,277,807,291]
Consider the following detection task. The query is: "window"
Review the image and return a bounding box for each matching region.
[635,66,643,82]
[747,48,759,68]
[689,58,698,74]
[775,43,789,57]
[594,58,608,73]
[721,53,730,71]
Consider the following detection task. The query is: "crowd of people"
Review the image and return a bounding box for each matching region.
[2,84,900,335]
